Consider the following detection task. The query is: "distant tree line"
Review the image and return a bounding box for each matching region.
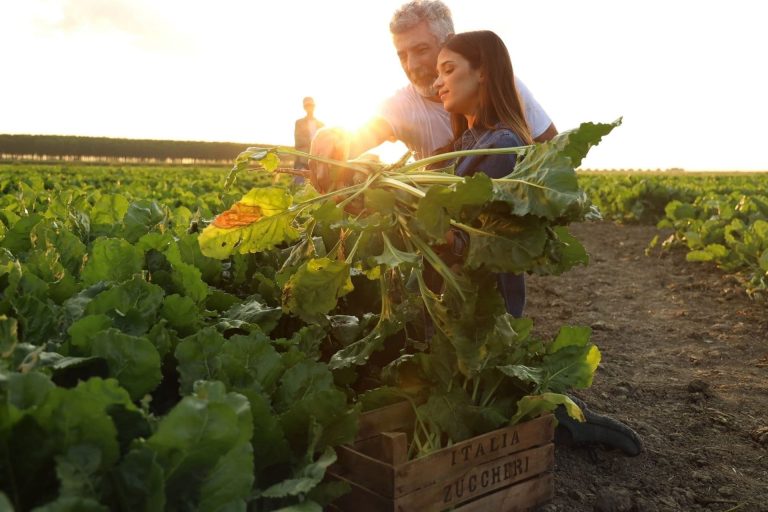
[0,134,285,164]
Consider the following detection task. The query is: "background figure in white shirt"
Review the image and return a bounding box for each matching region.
[293,96,324,171]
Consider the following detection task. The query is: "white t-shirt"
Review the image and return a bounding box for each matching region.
[378,78,551,159]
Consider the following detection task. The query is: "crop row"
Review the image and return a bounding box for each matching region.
[580,172,768,298]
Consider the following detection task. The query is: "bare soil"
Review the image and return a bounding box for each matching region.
[526,221,768,512]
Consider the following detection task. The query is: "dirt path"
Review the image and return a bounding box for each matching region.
[525,222,768,512]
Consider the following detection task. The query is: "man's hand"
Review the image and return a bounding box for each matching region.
[308,127,352,193]
[308,118,395,193]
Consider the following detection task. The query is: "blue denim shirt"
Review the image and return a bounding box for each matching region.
[454,126,523,178]
[453,125,526,317]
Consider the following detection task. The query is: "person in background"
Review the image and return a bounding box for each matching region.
[293,96,324,178]
[310,0,643,457]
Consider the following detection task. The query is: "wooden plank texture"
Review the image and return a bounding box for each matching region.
[332,445,395,496]
[454,473,554,512]
[356,401,415,442]
[393,444,554,511]
[327,472,394,512]
[329,411,556,511]
[393,414,554,496]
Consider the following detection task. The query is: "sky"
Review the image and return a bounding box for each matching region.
[1,0,767,171]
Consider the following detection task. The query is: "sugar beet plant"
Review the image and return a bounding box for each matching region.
[200,120,619,457]
[0,121,617,511]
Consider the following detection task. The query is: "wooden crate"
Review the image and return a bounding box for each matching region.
[329,401,555,512]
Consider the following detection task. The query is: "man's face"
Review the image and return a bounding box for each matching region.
[304,102,315,116]
[393,21,443,98]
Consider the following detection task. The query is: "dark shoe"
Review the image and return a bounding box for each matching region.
[554,396,643,456]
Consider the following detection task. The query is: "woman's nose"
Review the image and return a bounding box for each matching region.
[433,75,443,89]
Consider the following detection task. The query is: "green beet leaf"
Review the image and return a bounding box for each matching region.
[1,213,43,255]
[61,282,110,323]
[220,333,285,393]
[260,446,336,499]
[11,293,61,346]
[89,330,162,400]
[23,248,79,304]
[538,326,600,392]
[510,392,584,424]
[109,446,166,512]
[68,314,112,351]
[282,258,353,323]
[223,297,282,335]
[274,360,334,411]
[279,388,359,456]
[146,381,253,510]
[416,173,492,239]
[30,220,86,277]
[373,233,420,270]
[89,194,130,239]
[237,387,291,477]
[529,227,589,275]
[31,378,130,470]
[174,327,226,394]
[84,276,164,336]
[463,214,549,273]
[160,294,201,334]
[122,200,169,243]
[80,238,143,285]
[6,371,55,410]
[491,121,620,222]
[54,445,102,501]
[197,439,254,512]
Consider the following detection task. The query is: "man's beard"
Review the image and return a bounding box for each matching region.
[409,69,438,98]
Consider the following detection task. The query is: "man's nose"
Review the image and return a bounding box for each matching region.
[406,52,422,72]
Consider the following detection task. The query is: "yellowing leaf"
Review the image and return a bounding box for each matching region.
[199,188,298,259]
[213,202,265,228]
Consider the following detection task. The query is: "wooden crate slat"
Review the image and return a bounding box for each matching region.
[327,472,394,512]
[393,415,554,496]
[453,473,554,512]
[332,444,396,496]
[357,401,415,442]
[329,411,555,511]
[393,444,554,511]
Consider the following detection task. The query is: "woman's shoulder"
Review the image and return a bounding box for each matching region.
[485,127,525,148]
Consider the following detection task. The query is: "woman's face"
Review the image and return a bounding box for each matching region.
[434,48,483,116]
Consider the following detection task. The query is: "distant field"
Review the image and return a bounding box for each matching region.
[2,164,765,298]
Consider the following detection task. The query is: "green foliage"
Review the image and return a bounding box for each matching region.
[0,120,620,509]
[199,122,615,457]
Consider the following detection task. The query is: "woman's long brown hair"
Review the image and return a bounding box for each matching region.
[443,30,533,145]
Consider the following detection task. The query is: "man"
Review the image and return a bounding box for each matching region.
[293,96,324,172]
[311,0,642,456]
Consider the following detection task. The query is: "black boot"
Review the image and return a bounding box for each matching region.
[554,396,643,456]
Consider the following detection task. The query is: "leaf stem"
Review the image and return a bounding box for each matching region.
[395,146,531,174]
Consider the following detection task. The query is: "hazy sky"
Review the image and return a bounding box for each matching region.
[1,0,766,170]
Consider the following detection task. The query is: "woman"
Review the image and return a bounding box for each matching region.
[433,30,532,317]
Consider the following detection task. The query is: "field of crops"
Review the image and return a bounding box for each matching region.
[580,172,768,297]
[1,156,766,511]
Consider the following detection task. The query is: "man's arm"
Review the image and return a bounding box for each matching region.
[534,122,558,143]
[309,117,395,192]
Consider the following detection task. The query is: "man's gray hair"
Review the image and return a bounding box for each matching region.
[390,1,454,45]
